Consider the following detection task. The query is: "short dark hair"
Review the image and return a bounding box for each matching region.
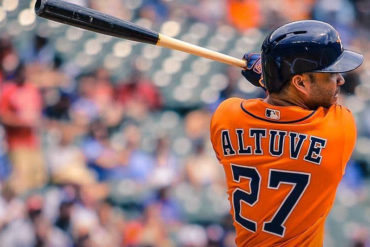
[271,72,316,95]
[307,73,316,84]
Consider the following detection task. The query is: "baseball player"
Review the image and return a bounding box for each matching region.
[210,20,363,246]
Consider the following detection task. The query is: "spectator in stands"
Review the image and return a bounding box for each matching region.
[0,35,17,85]
[184,0,226,25]
[21,35,56,66]
[0,62,46,195]
[70,73,99,129]
[92,68,124,129]
[81,119,127,182]
[184,139,224,188]
[54,195,74,238]
[116,70,162,121]
[46,123,95,185]
[0,125,11,181]
[352,0,370,28]
[89,0,129,20]
[227,0,261,31]
[71,184,110,247]
[149,136,180,188]
[138,202,175,246]
[139,0,170,23]
[93,201,125,247]
[120,124,154,183]
[26,194,71,247]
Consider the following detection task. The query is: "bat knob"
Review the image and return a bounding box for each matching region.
[35,0,47,16]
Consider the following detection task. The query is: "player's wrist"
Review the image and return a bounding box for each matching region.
[241,53,266,90]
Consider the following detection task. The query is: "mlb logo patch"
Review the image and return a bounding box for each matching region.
[265,108,280,120]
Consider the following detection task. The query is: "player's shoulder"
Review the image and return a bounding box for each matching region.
[320,104,356,130]
[213,97,244,115]
[210,97,244,128]
[325,104,354,120]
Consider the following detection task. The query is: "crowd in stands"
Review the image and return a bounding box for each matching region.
[0,0,369,246]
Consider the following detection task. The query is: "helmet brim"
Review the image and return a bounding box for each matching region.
[316,50,363,73]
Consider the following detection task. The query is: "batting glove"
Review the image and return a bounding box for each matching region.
[241,53,266,90]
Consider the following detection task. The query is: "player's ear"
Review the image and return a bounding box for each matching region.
[291,74,310,96]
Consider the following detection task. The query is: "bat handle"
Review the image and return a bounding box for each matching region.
[157,34,247,69]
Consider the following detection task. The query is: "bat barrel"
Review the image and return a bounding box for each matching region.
[35,0,159,45]
[35,0,247,68]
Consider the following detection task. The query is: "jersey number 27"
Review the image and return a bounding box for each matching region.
[231,164,310,237]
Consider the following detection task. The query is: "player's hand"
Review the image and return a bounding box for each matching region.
[241,53,266,90]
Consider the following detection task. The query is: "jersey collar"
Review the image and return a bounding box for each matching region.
[240,99,317,124]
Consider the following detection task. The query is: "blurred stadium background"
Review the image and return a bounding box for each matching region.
[0,0,369,246]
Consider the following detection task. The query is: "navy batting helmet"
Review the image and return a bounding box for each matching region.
[261,20,363,93]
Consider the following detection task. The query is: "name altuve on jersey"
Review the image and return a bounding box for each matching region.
[221,128,327,165]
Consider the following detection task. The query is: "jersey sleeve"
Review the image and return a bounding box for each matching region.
[340,106,357,175]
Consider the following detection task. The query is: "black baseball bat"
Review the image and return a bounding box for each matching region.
[35,0,246,68]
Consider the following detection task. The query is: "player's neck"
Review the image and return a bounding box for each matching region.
[264,92,310,110]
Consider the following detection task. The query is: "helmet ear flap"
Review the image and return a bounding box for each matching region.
[261,33,286,93]
[262,51,287,93]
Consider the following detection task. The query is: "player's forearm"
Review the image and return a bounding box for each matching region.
[0,112,40,128]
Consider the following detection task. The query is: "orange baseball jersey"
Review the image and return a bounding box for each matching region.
[210,97,356,247]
